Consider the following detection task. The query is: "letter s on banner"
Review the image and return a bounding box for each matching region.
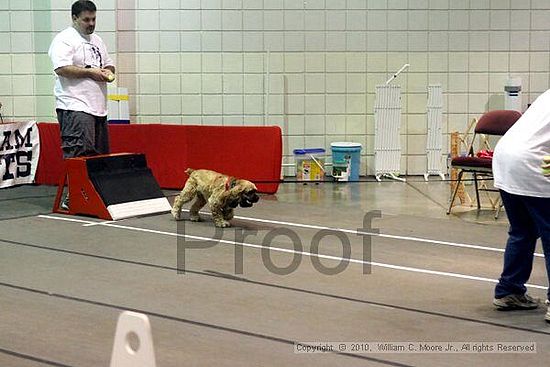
[0,121,40,188]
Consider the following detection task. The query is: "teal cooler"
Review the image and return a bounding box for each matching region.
[331,142,362,181]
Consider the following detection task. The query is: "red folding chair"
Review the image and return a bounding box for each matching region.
[447,110,522,217]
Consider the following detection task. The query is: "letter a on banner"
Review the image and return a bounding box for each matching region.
[110,311,157,367]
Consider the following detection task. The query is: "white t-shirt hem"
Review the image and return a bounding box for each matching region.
[494,182,550,198]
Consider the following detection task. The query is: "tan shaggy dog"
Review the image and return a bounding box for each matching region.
[172,168,259,227]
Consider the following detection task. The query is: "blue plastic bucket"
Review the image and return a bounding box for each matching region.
[331,142,362,181]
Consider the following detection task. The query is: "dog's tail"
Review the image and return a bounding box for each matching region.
[185,168,195,175]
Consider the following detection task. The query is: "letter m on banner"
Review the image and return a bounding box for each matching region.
[0,121,40,188]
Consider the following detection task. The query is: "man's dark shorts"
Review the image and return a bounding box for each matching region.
[56,109,110,159]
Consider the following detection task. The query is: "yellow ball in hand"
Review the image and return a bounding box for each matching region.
[543,155,550,176]
[107,74,115,82]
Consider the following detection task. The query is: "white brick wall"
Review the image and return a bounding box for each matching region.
[0,0,549,175]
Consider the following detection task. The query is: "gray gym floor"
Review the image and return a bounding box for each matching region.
[0,180,548,367]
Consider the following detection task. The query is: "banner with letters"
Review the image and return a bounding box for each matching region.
[0,120,40,188]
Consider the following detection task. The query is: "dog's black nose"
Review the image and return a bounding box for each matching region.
[239,200,253,208]
[239,190,259,208]
[245,190,259,203]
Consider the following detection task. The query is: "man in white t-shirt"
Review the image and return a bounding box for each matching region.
[48,0,116,209]
[492,89,550,323]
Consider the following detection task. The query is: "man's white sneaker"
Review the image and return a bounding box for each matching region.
[60,196,69,210]
[493,293,540,311]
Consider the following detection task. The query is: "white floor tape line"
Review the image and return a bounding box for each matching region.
[37,210,545,258]
[37,214,547,290]
[156,209,544,258]
[229,213,545,259]
[84,220,119,227]
[110,311,156,367]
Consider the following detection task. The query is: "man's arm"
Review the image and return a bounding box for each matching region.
[55,65,111,82]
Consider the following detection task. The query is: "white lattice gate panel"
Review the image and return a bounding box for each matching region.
[374,85,402,176]
[426,84,444,178]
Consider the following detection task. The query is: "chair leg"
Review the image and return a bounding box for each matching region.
[447,170,464,214]
[473,172,481,209]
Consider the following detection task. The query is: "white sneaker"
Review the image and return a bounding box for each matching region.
[60,195,69,210]
[493,293,540,311]
[545,300,550,323]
